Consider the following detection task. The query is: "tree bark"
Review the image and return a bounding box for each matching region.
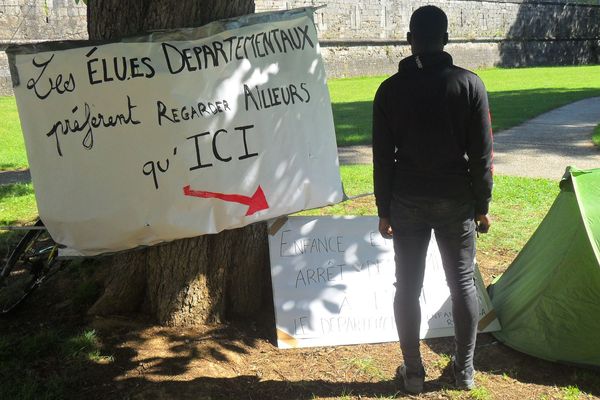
[88,0,255,40]
[86,0,270,326]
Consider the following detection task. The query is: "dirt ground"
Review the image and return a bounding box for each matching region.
[1,251,599,400]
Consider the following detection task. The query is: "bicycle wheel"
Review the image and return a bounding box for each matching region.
[0,219,58,315]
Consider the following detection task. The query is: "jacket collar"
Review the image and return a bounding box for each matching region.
[398,51,453,72]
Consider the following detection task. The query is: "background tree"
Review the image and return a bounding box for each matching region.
[86,0,272,326]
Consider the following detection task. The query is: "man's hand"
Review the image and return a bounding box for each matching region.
[475,214,491,234]
[379,217,393,239]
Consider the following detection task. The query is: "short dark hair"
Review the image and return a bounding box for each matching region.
[409,5,448,41]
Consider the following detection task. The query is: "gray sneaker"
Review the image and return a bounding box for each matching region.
[396,364,425,394]
[452,358,475,390]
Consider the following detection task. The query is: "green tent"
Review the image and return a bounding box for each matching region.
[488,167,600,368]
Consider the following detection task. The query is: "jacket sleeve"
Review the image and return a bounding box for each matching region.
[467,76,494,215]
[372,84,396,219]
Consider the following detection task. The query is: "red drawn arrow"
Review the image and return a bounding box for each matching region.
[183,185,269,216]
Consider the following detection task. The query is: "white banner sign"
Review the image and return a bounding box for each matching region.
[268,216,501,349]
[8,8,342,256]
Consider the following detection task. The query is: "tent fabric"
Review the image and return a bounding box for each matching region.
[488,167,600,368]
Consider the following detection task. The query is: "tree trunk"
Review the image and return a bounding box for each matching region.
[86,0,270,326]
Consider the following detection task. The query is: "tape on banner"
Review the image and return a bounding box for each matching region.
[276,329,298,348]
[268,216,289,236]
[477,309,497,331]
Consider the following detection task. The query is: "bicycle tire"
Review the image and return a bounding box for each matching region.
[0,219,45,284]
[0,219,59,315]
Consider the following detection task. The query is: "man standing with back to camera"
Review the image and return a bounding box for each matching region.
[372,5,493,394]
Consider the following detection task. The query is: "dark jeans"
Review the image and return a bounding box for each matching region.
[390,194,478,375]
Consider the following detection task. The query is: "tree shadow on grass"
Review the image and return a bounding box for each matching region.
[331,88,600,148]
[332,101,373,147]
[2,211,600,400]
[2,287,402,400]
[488,88,600,132]
[78,326,600,399]
[3,293,600,400]
[0,163,23,170]
[0,181,32,199]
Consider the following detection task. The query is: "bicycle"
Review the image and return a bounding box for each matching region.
[0,219,65,315]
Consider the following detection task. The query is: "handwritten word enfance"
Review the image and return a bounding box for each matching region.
[279,230,345,257]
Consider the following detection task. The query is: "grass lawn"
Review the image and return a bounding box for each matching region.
[0,165,557,263]
[0,183,38,226]
[2,65,600,170]
[0,183,38,251]
[0,96,27,170]
[330,65,600,146]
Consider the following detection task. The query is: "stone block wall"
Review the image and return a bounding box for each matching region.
[257,0,600,77]
[0,0,87,95]
[0,0,87,41]
[257,0,600,41]
[0,0,598,95]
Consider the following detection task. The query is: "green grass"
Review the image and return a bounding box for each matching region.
[468,386,493,400]
[64,329,113,363]
[344,356,387,380]
[442,386,493,400]
[0,96,27,170]
[328,76,381,146]
[0,171,557,274]
[329,65,600,146]
[561,385,583,400]
[593,124,600,148]
[477,175,559,254]
[2,66,600,170]
[0,163,558,262]
[0,183,38,226]
[298,165,374,216]
[432,353,453,369]
[480,66,600,132]
[0,65,569,255]
[299,165,559,258]
[0,183,39,253]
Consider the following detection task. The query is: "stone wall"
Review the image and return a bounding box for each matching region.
[259,0,600,41]
[0,0,599,95]
[318,38,600,78]
[0,0,87,95]
[257,0,600,77]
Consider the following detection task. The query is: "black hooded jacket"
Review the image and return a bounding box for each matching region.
[372,51,494,218]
